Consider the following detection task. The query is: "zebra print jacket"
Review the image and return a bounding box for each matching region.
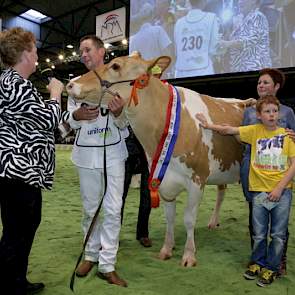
[0,68,61,189]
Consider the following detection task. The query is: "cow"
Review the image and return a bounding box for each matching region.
[66,53,255,267]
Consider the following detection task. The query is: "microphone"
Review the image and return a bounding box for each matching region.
[41,68,54,82]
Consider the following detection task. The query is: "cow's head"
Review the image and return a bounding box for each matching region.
[66,52,171,106]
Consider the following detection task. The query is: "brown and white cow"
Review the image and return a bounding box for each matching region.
[66,54,255,267]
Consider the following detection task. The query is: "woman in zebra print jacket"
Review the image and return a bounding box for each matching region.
[0,27,64,295]
[220,0,272,73]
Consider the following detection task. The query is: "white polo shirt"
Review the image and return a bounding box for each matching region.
[67,97,128,169]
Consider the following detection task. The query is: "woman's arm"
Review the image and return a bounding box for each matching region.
[12,79,62,131]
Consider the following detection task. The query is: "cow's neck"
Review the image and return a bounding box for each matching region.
[126,77,170,159]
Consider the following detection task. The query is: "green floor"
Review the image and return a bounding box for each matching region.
[2,150,294,295]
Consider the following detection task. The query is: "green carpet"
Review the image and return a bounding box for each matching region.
[2,150,294,295]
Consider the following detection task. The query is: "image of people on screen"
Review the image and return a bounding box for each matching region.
[129,2,174,78]
[173,0,220,78]
[129,0,295,79]
[220,0,272,73]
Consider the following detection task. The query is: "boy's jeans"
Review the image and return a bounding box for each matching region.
[251,189,292,272]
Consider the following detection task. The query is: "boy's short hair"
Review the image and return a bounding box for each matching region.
[256,95,280,113]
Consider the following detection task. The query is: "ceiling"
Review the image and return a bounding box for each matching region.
[0,0,130,90]
[2,0,295,111]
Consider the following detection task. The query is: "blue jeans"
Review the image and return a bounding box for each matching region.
[251,189,292,272]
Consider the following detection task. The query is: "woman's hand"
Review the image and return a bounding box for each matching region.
[285,128,295,143]
[48,78,64,101]
[218,40,242,50]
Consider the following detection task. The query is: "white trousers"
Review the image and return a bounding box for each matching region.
[78,162,125,273]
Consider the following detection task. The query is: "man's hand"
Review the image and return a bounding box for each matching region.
[108,95,125,117]
[72,105,99,121]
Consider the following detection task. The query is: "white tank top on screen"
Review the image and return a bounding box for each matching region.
[174,9,215,71]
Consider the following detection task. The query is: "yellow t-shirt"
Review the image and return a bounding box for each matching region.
[239,124,295,192]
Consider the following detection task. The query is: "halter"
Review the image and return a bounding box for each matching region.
[93,69,150,106]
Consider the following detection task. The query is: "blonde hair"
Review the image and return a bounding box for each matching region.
[0,27,36,67]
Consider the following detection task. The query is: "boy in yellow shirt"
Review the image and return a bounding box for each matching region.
[196,95,295,287]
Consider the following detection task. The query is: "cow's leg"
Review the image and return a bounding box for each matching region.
[159,200,176,260]
[208,184,226,229]
[181,185,203,267]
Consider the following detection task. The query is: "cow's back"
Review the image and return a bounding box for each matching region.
[171,87,244,188]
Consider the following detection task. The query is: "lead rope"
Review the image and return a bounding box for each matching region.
[70,71,150,290]
[70,111,110,292]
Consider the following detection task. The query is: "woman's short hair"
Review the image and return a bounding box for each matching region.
[258,68,286,89]
[256,95,280,113]
[0,27,36,67]
[79,35,104,49]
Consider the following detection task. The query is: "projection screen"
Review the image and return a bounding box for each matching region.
[129,0,295,80]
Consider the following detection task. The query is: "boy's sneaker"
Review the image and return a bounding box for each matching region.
[243,263,261,280]
[256,268,276,287]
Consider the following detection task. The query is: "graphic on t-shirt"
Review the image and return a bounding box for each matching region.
[254,134,287,171]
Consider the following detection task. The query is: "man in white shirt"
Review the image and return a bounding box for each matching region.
[66,35,128,287]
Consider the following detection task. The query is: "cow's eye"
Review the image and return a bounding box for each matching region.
[111,63,120,71]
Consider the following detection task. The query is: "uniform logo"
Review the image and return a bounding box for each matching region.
[88,127,112,138]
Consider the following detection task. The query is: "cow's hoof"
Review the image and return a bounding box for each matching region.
[208,220,220,229]
[181,257,197,267]
[158,248,172,260]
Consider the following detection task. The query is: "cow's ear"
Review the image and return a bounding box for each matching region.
[148,56,171,75]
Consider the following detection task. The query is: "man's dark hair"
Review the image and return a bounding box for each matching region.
[80,35,104,49]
